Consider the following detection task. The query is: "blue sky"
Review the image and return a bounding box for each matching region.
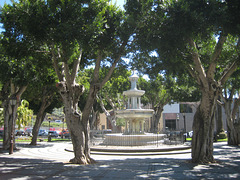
[0,0,12,7]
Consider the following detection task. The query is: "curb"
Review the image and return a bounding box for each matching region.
[65,146,191,156]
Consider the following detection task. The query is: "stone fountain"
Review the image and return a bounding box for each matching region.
[103,71,165,146]
[117,72,154,135]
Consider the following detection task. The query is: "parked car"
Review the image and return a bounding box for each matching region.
[15,130,26,136]
[93,129,112,138]
[25,128,32,136]
[48,130,59,138]
[38,129,48,136]
[55,120,62,123]
[59,130,70,138]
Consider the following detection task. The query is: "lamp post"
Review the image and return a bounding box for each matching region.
[9,96,17,154]
[182,113,186,142]
[183,113,186,133]
[48,120,51,131]
[177,114,180,131]
[63,118,64,130]
[62,118,64,139]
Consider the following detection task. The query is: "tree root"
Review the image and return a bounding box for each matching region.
[69,156,96,165]
[29,142,37,146]
[192,157,216,164]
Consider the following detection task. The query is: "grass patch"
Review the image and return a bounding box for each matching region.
[217,138,228,142]
[185,138,228,142]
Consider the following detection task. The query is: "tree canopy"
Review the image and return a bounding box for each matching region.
[0,0,139,164]
[1,0,239,164]
[128,0,240,163]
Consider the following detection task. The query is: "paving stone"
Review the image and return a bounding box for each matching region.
[0,142,239,179]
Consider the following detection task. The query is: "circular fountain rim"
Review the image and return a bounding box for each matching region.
[123,89,145,96]
[116,109,154,118]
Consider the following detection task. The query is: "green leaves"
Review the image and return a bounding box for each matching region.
[16,99,33,129]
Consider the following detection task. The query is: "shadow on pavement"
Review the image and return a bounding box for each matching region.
[0,142,239,179]
[1,156,239,179]
[0,142,55,154]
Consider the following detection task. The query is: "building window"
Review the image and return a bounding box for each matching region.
[180,104,193,113]
[165,119,176,131]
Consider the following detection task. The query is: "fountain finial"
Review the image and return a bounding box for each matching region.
[129,70,139,90]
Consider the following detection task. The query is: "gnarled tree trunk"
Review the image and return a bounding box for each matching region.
[3,99,18,150]
[151,105,163,133]
[3,84,27,150]
[57,81,95,164]
[90,109,98,129]
[192,90,217,163]
[52,36,127,164]
[187,35,239,163]
[216,98,224,134]
[224,96,240,145]
[65,107,94,164]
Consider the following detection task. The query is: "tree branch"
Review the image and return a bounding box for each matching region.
[188,38,208,88]
[105,93,117,111]
[100,41,128,87]
[223,86,228,99]
[220,60,239,85]
[217,99,224,106]
[207,33,227,79]
[186,64,201,85]
[63,62,73,89]
[96,94,110,117]
[16,85,28,103]
[232,91,240,119]
[71,49,82,85]
[229,87,236,100]
[51,45,63,81]
[93,50,102,84]
[220,37,240,85]
[16,86,27,97]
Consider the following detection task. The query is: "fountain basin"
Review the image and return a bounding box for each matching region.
[116,109,154,119]
[103,133,166,146]
[123,89,145,97]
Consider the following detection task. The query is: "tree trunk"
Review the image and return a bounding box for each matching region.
[30,87,54,145]
[216,98,223,134]
[57,81,95,164]
[30,111,46,145]
[227,120,240,145]
[192,90,217,163]
[151,106,163,133]
[65,108,94,164]
[97,95,117,132]
[3,99,17,150]
[224,99,240,145]
[90,109,98,129]
[3,85,27,150]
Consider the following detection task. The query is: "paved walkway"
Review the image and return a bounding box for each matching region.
[0,141,239,179]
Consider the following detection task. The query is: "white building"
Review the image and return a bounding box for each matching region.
[161,102,233,133]
[162,102,197,133]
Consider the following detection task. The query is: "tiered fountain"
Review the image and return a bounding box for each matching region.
[103,71,165,146]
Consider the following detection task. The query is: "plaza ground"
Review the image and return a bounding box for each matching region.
[0,141,240,179]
